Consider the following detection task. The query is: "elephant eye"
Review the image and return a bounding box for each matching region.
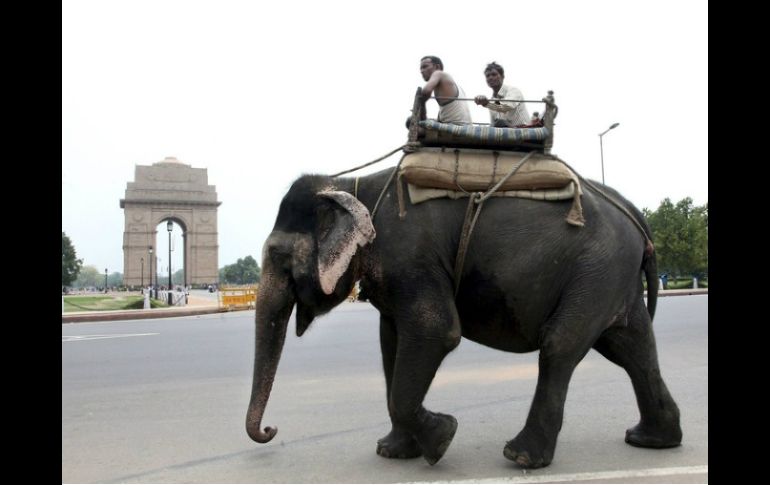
[267,245,292,264]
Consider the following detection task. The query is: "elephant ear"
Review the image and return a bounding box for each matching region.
[316,190,376,295]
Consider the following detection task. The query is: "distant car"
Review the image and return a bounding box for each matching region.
[208,285,215,293]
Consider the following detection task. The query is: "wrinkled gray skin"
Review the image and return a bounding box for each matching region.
[246,169,682,468]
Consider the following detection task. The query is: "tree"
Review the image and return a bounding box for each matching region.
[73,265,101,288]
[643,197,708,278]
[173,268,184,286]
[107,272,123,287]
[220,255,261,285]
[62,232,83,287]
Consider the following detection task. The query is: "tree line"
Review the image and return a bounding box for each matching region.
[643,197,708,279]
[63,197,707,288]
[62,232,263,288]
[218,256,261,285]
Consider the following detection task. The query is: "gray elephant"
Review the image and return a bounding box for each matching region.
[245,168,682,468]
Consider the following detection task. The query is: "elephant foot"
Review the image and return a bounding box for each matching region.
[503,429,554,469]
[376,428,422,459]
[415,412,458,466]
[625,422,682,448]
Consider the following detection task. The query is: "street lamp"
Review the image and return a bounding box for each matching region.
[149,246,154,298]
[598,122,620,185]
[104,268,108,294]
[140,257,144,290]
[167,220,173,305]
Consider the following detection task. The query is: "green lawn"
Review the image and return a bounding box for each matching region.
[667,278,708,289]
[642,278,708,290]
[63,295,167,312]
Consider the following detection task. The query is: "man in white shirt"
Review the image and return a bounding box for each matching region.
[474,62,530,128]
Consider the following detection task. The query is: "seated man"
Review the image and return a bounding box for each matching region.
[418,55,472,125]
[474,61,530,128]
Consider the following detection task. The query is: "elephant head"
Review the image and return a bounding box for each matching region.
[245,178,375,443]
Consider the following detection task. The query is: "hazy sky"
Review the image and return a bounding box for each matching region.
[62,0,708,277]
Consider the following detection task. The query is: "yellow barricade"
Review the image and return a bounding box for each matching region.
[218,286,257,310]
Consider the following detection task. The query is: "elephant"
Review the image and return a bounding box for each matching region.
[245,167,682,468]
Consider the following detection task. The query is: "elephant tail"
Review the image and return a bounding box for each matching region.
[643,239,658,321]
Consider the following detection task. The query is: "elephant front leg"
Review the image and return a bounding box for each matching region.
[504,322,594,468]
[376,315,421,459]
[387,304,462,466]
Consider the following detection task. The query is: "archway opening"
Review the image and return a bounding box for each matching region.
[155,219,187,290]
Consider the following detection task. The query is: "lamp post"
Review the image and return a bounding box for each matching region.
[167,220,173,305]
[598,122,620,185]
[104,268,108,294]
[140,257,144,290]
[149,246,154,298]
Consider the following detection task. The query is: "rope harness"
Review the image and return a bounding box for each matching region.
[451,150,538,296]
[331,145,654,298]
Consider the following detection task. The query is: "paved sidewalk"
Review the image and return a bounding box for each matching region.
[61,289,707,324]
[62,294,222,323]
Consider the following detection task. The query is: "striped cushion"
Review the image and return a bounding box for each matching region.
[419,120,549,143]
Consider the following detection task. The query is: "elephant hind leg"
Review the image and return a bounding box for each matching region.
[504,307,599,469]
[592,304,682,448]
[504,349,587,467]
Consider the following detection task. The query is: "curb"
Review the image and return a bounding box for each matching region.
[648,289,708,297]
[62,289,707,324]
[62,306,224,323]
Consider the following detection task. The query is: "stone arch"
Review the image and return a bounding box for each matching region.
[152,215,190,289]
[120,156,221,288]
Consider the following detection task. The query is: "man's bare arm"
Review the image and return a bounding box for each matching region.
[421,70,443,99]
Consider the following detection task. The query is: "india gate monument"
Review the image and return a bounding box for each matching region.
[120,156,221,287]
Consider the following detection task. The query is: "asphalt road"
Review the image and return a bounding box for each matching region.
[62,295,708,483]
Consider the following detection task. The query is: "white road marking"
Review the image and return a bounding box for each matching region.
[62,333,159,342]
[411,465,707,483]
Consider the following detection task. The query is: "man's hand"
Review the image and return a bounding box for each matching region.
[474,95,489,107]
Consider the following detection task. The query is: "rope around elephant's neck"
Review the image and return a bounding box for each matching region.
[330,145,407,178]
[372,153,408,220]
[330,144,408,222]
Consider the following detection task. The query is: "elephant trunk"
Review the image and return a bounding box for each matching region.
[245,263,295,443]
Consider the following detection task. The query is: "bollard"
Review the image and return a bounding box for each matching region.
[659,278,664,289]
[144,291,150,309]
[693,277,698,289]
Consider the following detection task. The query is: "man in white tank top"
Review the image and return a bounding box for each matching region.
[418,55,472,125]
